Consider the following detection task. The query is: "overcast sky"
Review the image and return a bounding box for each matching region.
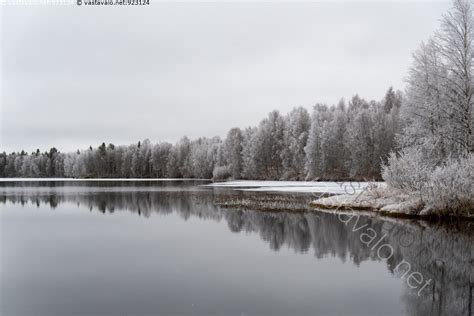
[1,1,450,153]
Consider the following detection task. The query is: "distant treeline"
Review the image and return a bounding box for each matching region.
[0,88,401,181]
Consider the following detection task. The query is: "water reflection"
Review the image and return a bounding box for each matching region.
[1,183,472,316]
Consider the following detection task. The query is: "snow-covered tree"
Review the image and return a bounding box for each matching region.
[121,145,135,178]
[401,39,451,161]
[190,137,221,179]
[382,0,474,215]
[224,128,243,179]
[3,94,401,180]
[254,111,285,179]
[401,0,473,158]
[281,107,310,180]
[151,142,172,178]
[320,103,348,179]
[437,0,473,154]
[241,127,258,179]
[346,101,378,179]
[304,104,331,180]
[383,87,402,113]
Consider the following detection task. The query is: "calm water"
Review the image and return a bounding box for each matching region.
[0,181,472,316]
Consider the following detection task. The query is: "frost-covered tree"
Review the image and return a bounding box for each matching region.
[95,142,107,177]
[383,87,402,113]
[348,110,373,178]
[0,153,6,177]
[224,128,243,179]
[151,142,172,178]
[164,147,177,178]
[281,107,310,180]
[176,137,193,178]
[131,140,152,178]
[437,0,473,154]
[63,152,73,178]
[3,93,400,180]
[383,0,474,215]
[139,139,153,177]
[304,104,327,180]
[241,127,258,179]
[130,142,141,177]
[373,99,400,168]
[401,39,451,161]
[320,102,348,179]
[189,137,221,179]
[253,111,285,179]
[401,0,473,158]
[121,145,135,178]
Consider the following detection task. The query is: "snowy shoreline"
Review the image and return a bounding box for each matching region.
[207,181,473,220]
[311,189,474,220]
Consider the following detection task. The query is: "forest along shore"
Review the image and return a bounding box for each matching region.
[206,181,473,221]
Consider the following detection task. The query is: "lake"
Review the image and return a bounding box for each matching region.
[0,180,472,316]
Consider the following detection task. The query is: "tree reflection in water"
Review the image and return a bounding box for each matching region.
[1,185,472,316]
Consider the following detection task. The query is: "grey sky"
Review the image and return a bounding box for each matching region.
[1,1,449,153]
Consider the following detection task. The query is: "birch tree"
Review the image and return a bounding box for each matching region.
[437,0,473,154]
[402,0,473,159]
[281,107,311,180]
[224,128,244,179]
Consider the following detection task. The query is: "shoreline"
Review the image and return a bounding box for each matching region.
[310,189,474,221]
[207,181,473,221]
[1,178,471,221]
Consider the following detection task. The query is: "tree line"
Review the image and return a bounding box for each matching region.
[0,88,401,180]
